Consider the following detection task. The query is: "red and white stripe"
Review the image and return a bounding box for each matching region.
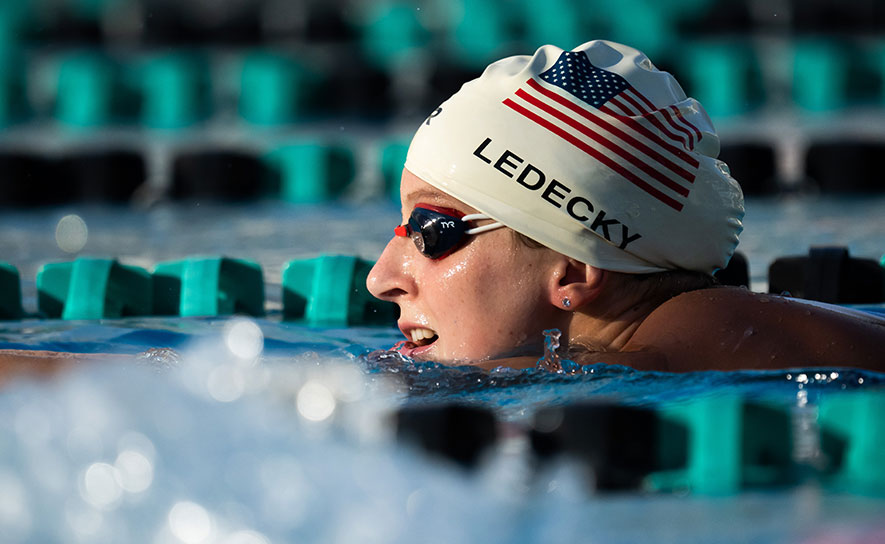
[602,88,703,152]
[503,78,699,212]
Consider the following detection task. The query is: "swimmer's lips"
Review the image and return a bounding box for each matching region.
[397,324,439,357]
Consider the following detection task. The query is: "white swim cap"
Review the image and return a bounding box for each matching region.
[405,40,744,274]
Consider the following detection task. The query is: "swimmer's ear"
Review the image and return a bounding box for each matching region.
[548,259,606,310]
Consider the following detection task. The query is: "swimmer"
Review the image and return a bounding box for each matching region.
[366,39,885,372]
[1,40,883,381]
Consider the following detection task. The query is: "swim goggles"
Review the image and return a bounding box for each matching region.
[394,204,504,259]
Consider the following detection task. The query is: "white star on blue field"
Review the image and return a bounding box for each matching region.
[538,51,631,107]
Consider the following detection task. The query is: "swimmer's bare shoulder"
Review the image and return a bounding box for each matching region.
[478,288,885,373]
[625,287,885,372]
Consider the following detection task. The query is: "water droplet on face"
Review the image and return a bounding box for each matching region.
[715,160,731,176]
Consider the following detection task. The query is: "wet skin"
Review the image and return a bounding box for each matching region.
[477,287,885,372]
[369,171,885,372]
[367,169,569,364]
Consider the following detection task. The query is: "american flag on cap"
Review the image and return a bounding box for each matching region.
[503,51,703,212]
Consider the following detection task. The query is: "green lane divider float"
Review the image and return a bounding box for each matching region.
[153,257,264,317]
[55,51,123,127]
[447,0,510,69]
[683,40,762,118]
[282,255,398,326]
[650,397,795,494]
[532,398,796,494]
[238,51,315,126]
[534,395,884,495]
[818,391,885,495]
[359,2,429,69]
[519,0,583,55]
[792,40,847,113]
[138,51,211,129]
[264,142,356,203]
[37,258,152,319]
[0,44,30,127]
[0,262,24,319]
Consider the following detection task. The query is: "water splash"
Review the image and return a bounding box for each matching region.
[539,329,563,373]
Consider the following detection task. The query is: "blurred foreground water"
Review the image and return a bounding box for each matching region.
[1,315,884,544]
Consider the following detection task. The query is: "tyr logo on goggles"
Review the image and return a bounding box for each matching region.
[394,204,504,259]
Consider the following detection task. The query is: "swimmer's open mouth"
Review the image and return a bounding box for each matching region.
[408,327,438,347]
[397,327,438,354]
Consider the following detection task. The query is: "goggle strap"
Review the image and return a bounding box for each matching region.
[465,222,505,235]
[462,213,504,235]
[460,213,489,221]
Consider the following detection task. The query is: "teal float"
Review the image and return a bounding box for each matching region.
[819,391,885,495]
[153,256,264,317]
[36,258,152,319]
[650,397,795,494]
[264,142,356,203]
[0,262,23,319]
[282,254,397,326]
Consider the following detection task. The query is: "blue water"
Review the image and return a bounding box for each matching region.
[2,196,885,543]
[1,315,884,544]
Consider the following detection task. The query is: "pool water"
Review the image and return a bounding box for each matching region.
[1,196,885,543]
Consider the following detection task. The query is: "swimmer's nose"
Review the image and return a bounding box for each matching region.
[367,236,415,302]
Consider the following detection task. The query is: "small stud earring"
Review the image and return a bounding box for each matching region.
[562,297,571,308]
